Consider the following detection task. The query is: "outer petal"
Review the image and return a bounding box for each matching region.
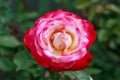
[49,61,75,71]
[70,52,93,71]
[48,52,93,71]
[40,10,81,19]
[82,20,96,48]
[24,28,35,49]
[24,28,50,68]
[31,46,50,68]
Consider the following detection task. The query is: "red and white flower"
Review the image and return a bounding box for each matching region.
[24,10,96,71]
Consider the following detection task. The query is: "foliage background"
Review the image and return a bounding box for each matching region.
[0,0,120,80]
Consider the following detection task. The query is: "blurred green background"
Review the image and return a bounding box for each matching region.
[0,0,120,80]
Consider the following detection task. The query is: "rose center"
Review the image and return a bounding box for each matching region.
[53,32,72,51]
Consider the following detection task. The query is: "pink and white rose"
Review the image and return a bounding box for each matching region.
[24,10,96,71]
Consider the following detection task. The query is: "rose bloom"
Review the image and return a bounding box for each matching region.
[24,10,96,71]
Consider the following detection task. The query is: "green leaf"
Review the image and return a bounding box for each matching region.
[74,0,98,9]
[115,67,120,80]
[0,58,15,71]
[113,26,120,36]
[0,35,20,48]
[26,67,40,77]
[88,5,96,20]
[85,68,102,75]
[38,0,51,15]
[54,0,61,4]
[17,12,39,22]
[62,75,71,80]
[49,71,59,80]
[97,29,110,42]
[13,50,35,70]
[106,4,120,14]
[108,51,119,62]
[106,19,117,29]
[109,40,117,49]
[0,46,13,55]
[115,37,120,45]
[63,71,90,80]
[98,18,106,28]
[74,0,89,9]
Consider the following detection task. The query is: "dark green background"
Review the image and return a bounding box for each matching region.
[0,0,120,80]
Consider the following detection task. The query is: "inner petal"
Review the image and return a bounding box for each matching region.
[53,32,72,51]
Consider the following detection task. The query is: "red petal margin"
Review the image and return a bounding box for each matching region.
[83,20,96,48]
[24,28,50,68]
[41,9,81,19]
[24,28,35,49]
[69,52,93,71]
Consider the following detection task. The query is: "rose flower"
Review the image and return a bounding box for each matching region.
[24,10,96,71]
